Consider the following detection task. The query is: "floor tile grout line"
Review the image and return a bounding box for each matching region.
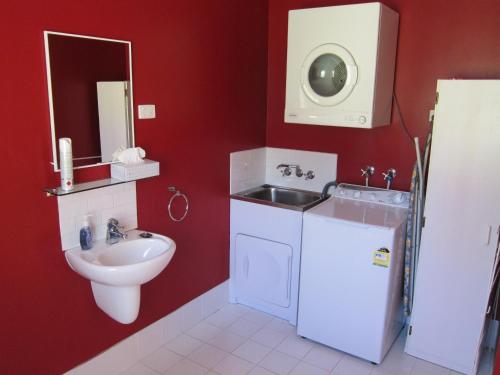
[273,336,315,362]
[187,323,347,374]
[285,357,305,375]
[252,327,290,350]
[122,306,462,375]
[183,328,223,344]
[239,314,273,326]
[329,353,345,374]
[138,349,188,374]
[117,362,162,375]
[230,338,267,364]
[135,306,249,374]
[139,356,169,373]
[407,353,424,375]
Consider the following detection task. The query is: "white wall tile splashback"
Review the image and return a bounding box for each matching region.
[230,148,267,194]
[57,182,137,250]
[266,148,337,192]
[230,147,337,194]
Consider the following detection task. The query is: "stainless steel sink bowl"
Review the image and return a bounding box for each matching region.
[231,185,327,211]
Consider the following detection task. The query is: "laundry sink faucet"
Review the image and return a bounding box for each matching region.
[277,164,304,177]
[382,168,397,189]
[277,164,292,176]
[106,218,127,245]
[361,165,375,187]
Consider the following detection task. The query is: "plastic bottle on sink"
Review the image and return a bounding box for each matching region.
[79,215,93,250]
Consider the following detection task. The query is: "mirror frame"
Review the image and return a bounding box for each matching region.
[43,31,135,171]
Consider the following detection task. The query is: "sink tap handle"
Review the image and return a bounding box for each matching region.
[361,165,375,177]
[382,168,396,180]
[382,168,397,189]
[292,165,303,178]
[276,164,292,177]
[108,218,124,228]
[361,165,375,187]
[108,218,119,226]
[304,170,315,180]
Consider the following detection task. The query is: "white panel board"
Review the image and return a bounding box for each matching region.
[97,81,130,162]
[406,80,500,374]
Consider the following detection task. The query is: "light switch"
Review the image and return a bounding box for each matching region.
[138,104,156,119]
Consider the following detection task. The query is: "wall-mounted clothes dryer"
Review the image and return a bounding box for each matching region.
[284,2,399,128]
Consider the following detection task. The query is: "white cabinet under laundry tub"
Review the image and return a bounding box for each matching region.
[229,199,303,324]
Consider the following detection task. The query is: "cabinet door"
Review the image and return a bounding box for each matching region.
[234,234,292,308]
[406,80,500,374]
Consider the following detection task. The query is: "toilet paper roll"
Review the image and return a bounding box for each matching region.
[59,138,74,191]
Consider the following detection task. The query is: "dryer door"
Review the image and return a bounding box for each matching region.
[234,234,292,308]
[301,43,358,106]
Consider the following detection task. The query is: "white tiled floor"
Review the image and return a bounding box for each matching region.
[119,304,460,375]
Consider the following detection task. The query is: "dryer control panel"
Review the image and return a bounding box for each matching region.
[333,183,410,208]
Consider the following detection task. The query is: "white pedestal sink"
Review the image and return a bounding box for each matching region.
[65,230,176,324]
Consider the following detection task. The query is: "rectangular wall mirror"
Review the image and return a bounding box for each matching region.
[44,31,135,171]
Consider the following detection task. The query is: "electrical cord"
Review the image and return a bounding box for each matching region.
[393,92,414,143]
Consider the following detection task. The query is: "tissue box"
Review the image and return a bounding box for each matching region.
[111,159,160,181]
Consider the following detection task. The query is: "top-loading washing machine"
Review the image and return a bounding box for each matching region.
[297,184,409,364]
[285,3,399,128]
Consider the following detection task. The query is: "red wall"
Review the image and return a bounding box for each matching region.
[0,1,267,373]
[495,348,500,375]
[267,0,500,190]
[49,34,128,165]
[3,0,500,373]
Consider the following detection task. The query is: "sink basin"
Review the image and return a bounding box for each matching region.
[65,230,176,324]
[231,185,326,211]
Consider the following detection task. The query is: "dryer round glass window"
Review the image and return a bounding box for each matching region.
[301,44,358,106]
[308,54,347,97]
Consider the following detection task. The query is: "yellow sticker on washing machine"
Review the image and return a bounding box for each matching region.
[373,248,390,268]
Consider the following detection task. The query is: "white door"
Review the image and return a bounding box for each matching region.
[97,81,130,162]
[234,234,292,308]
[406,80,500,375]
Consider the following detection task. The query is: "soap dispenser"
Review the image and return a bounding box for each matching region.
[80,215,93,250]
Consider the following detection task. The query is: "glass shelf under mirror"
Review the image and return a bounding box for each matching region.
[45,178,129,196]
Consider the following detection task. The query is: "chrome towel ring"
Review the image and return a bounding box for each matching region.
[167,186,189,222]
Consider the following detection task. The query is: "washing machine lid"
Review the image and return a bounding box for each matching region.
[305,196,408,229]
[301,43,358,107]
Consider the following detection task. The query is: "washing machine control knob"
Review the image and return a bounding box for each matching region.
[359,115,367,124]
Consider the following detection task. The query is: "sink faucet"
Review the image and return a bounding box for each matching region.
[106,218,127,245]
[276,164,308,178]
[361,165,375,187]
[382,168,397,189]
[276,164,292,176]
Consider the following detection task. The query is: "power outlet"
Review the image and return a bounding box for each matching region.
[138,105,156,119]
